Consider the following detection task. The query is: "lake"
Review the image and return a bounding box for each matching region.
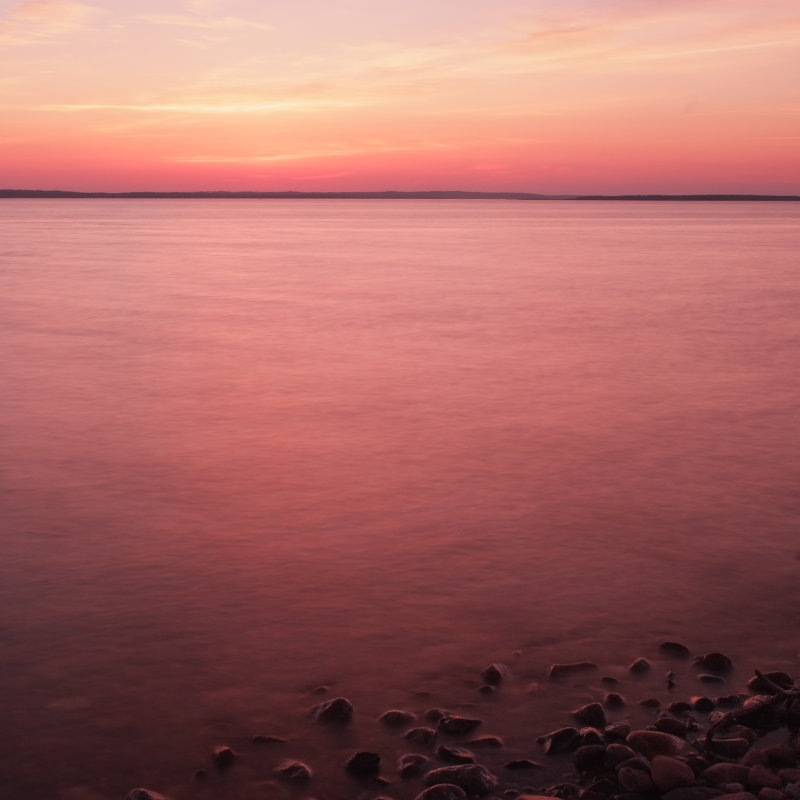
[1,199,798,799]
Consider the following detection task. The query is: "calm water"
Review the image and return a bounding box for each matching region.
[1,199,799,799]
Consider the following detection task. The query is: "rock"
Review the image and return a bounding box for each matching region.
[761,745,797,767]
[478,684,495,695]
[405,727,438,745]
[702,764,752,786]
[712,794,758,800]
[739,695,786,728]
[626,730,685,758]
[655,715,688,737]
[481,663,509,685]
[276,759,312,782]
[757,789,786,800]
[694,653,733,674]
[618,766,655,793]
[469,736,504,748]
[716,694,744,708]
[779,770,800,783]
[549,662,599,678]
[424,764,498,795]
[700,674,727,684]
[573,703,606,728]
[539,726,581,754]
[669,701,694,714]
[746,672,795,693]
[640,697,662,709]
[747,765,782,791]
[380,709,416,726]
[425,708,451,723]
[436,745,475,764]
[660,642,692,660]
[504,759,542,770]
[251,734,287,743]
[605,722,631,739]
[604,692,626,710]
[604,744,636,769]
[786,786,800,800]
[398,753,430,778]
[692,697,716,713]
[439,716,483,735]
[125,791,171,800]
[706,739,752,758]
[415,785,468,800]
[580,727,605,746]
[602,676,621,686]
[574,745,607,775]
[629,658,651,675]
[345,751,381,775]
[212,746,235,769]
[651,756,697,793]
[586,778,623,796]
[312,696,353,723]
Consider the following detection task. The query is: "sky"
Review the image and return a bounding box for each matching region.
[1,0,799,193]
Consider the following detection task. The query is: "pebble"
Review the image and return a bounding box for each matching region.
[573,745,607,775]
[757,789,785,800]
[747,765,782,791]
[662,790,725,800]
[605,722,631,739]
[604,744,636,769]
[346,751,381,775]
[548,662,599,678]
[469,736,504,748]
[538,726,581,754]
[405,727,438,745]
[415,785,468,800]
[699,674,727,685]
[312,696,353,723]
[504,760,543,770]
[651,756,697,793]
[380,709,416,726]
[436,745,475,764]
[762,746,797,768]
[660,642,692,660]
[626,730,685,758]
[573,702,606,728]
[275,759,312,782]
[251,734,287,743]
[482,663,509,685]
[604,692,626,710]
[628,658,651,675]
[706,738,752,758]
[703,764,752,786]
[747,672,794,693]
[618,766,655,793]
[692,697,716,713]
[438,715,483,735]
[398,753,430,778]
[424,764,498,795]
[125,791,170,800]
[212,746,235,769]
[580,727,605,746]
[694,653,734,674]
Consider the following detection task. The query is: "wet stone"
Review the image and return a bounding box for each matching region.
[662,790,725,800]
[604,692,626,710]
[398,753,430,778]
[478,684,495,695]
[346,751,381,775]
[251,734,287,744]
[380,709,416,727]
[573,703,606,728]
[573,745,607,775]
[436,745,475,764]
[651,756,697,793]
[712,794,758,800]
[549,662,599,679]
[125,791,171,800]
[618,767,655,794]
[505,759,543,770]
[587,778,623,797]
[425,708,451,723]
[405,727,438,745]
[640,697,662,709]
[761,746,797,768]
[424,764,499,796]
[747,672,795,693]
[439,715,483,735]
[212,746,235,770]
[668,701,695,714]
[703,764,751,786]
[605,722,631,739]
[694,653,733,675]
[706,739,752,759]
[469,736,504,748]
[539,726,581,754]
[693,697,716,713]
[602,676,621,686]
[660,642,692,660]
[604,744,636,770]
[747,765,782,791]
[312,696,353,724]
[627,730,685,758]
[628,658,652,675]
[757,789,786,800]
[415,785,468,800]
[482,663,509,686]
[276,759,313,782]
[700,674,726,685]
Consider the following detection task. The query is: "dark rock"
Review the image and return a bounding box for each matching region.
[398,753,430,778]
[580,727,605,746]
[602,676,621,686]
[692,697,716,713]
[424,764,498,795]
[668,701,694,714]
[346,751,381,775]
[405,727,438,745]
[618,756,651,772]
[436,745,475,764]
[251,734,287,743]
[662,789,724,800]
[478,684,495,695]
[702,764,751,786]
[381,709,416,726]
[482,663,509,685]
[761,745,797,768]
[779,769,800,783]
[618,766,655,793]
[276,759,312,782]
[757,789,785,800]
[716,694,744,708]
[125,791,171,800]
[747,765,781,791]
[628,658,651,675]
[549,662,599,679]
[604,692,626,710]
[587,778,622,797]
[312,696,353,723]
[539,727,581,754]
[573,745,607,775]
[699,674,726,685]
[504,759,542,770]
[439,715,483,735]
[651,756,697,793]
[742,750,769,767]
[654,715,689,737]
[694,653,733,675]
[626,730,685,758]
[604,744,636,769]
[415,785,468,800]
[605,722,631,739]
[706,738,752,758]
[212,746,235,770]
[711,794,758,800]
[746,672,794,693]
[640,697,661,709]
[739,695,786,729]
[573,703,606,728]
[660,642,692,660]
[469,736,504,748]
[425,708,451,723]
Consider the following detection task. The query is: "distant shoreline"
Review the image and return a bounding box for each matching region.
[1,189,798,201]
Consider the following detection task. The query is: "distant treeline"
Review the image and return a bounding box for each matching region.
[1,189,798,201]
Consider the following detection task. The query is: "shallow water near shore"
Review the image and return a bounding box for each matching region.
[1,199,799,799]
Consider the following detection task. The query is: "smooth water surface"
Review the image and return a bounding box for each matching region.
[1,200,798,798]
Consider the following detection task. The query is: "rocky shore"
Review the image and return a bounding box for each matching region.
[124,643,798,800]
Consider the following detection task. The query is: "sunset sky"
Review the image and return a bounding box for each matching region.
[2,0,799,193]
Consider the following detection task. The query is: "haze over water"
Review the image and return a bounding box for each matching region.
[1,199,798,799]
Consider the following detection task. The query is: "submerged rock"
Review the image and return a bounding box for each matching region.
[125,791,171,800]
[415,785,468,800]
[424,764,498,795]
[380,709,416,726]
[626,730,685,758]
[694,653,733,674]
[604,692,626,710]
[212,746,235,769]
[504,759,542,770]
[481,663,509,686]
[398,753,430,778]
[572,702,606,728]
[436,744,475,764]
[628,658,652,675]
[405,727,438,745]
[651,755,696,792]
[660,642,692,660]
[346,751,381,775]
[276,759,313,782]
[746,672,794,693]
[539,726,581,754]
[438,715,483,735]
[549,662,598,679]
[312,696,353,723]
